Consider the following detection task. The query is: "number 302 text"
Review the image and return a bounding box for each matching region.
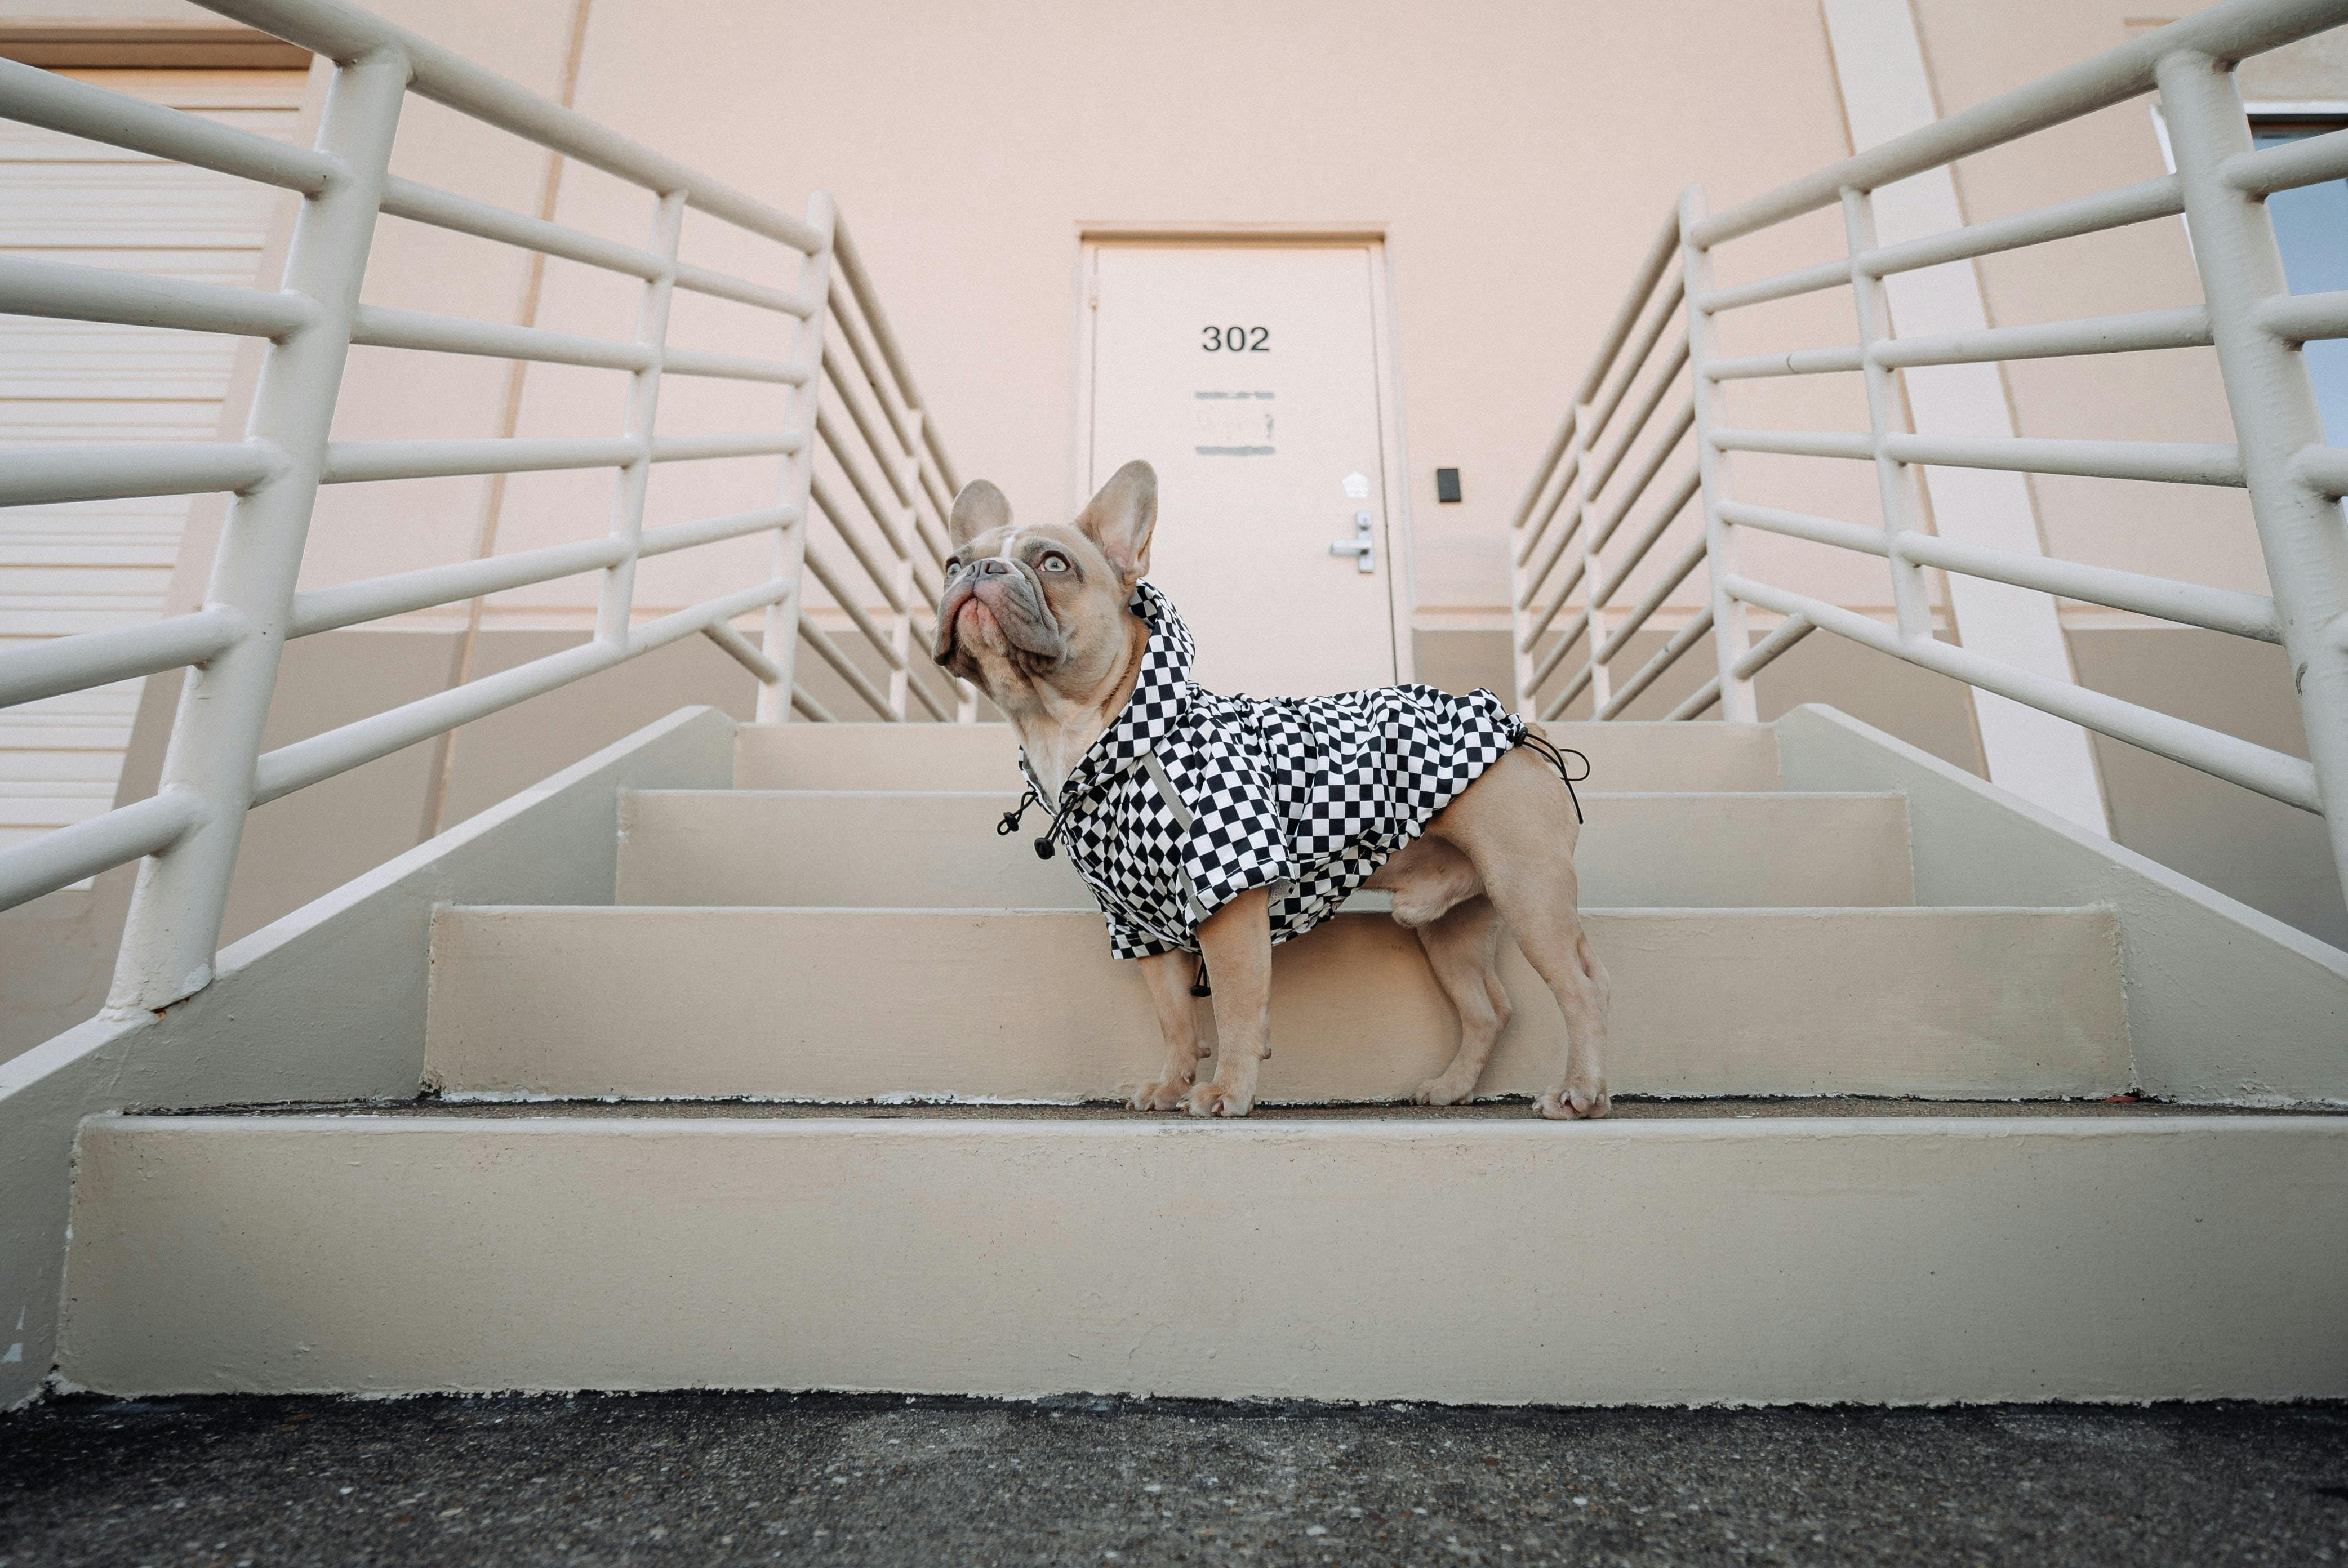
[1201,326,1270,353]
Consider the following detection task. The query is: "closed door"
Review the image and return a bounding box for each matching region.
[1086,244,1401,697]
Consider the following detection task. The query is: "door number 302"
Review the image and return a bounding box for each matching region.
[1201,325,1269,352]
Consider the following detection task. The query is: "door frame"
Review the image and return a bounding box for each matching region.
[1071,222,1417,683]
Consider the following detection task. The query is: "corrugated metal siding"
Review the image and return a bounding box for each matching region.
[0,70,306,854]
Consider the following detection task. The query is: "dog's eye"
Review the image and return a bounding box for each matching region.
[1039,554,1069,573]
[945,557,961,574]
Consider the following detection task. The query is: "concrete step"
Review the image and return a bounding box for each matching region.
[423,905,2125,1103]
[616,789,1916,910]
[56,1103,2348,1401]
[733,720,1784,795]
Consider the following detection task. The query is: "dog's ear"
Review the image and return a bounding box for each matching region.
[1074,460,1157,585]
[948,480,1011,548]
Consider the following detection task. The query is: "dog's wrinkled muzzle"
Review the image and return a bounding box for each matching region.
[932,559,1064,667]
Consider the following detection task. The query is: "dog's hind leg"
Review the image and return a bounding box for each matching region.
[1427,749,1612,1119]
[1408,895,1512,1106]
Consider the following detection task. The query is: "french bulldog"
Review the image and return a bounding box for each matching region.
[930,459,1609,1119]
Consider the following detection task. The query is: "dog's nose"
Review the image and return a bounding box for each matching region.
[977,558,1012,576]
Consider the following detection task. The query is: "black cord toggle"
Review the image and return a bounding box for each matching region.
[1517,731,1591,824]
[1190,955,1212,998]
[998,787,1057,859]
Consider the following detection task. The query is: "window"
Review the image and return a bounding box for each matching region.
[2253,118,2348,443]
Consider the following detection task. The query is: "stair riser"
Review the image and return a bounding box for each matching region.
[616,791,1916,910]
[424,907,2127,1102]
[733,722,1784,794]
[60,1115,2347,1402]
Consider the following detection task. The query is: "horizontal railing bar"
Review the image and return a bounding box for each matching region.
[1514,451,1582,569]
[1510,411,1581,535]
[1725,574,2322,813]
[1585,278,1687,448]
[0,606,246,709]
[1516,541,1589,648]
[670,262,818,319]
[1,440,281,508]
[1883,431,2244,486]
[289,536,629,638]
[811,475,911,617]
[0,256,315,339]
[1695,258,1852,314]
[823,341,915,505]
[1592,470,1704,605]
[2256,288,2348,343]
[1664,674,1724,722]
[829,286,920,456]
[791,684,837,723]
[1527,599,1594,692]
[1574,206,1686,407]
[648,432,802,464]
[0,56,336,193]
[801,542,910,675]
[1588,358,1691,501]
[378,177,666,279]
[833,214,957,490]
[1858,176,2184,278]
[194,0,826,253]
[254,578,796,803]
[1599,605,1714,720]
[2293,444,2348,497]
[1896,532,2282,643]
[702,618,782,684]
[321,436,641,484]
[1731,613,1817,681]
[1589,422,1698,558]
[348,303,653,370]
[660,345,808,385]
[636,505,798,560]
[0,785,205,914]
[817,411,941,603]
[1662,615,1813,720]
[1690,0,2348,246]
[1717,499,1890,556]
[1871,304,2212,368]
[2224,122,2348,194]
[1709,427,1876,462]
[1597,534,1711,661]
[1706,345,1865,380]
[797,611,897,721]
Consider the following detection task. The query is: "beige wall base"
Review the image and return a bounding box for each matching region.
[59,1111,2348,1402]
[424,905,2128,1103]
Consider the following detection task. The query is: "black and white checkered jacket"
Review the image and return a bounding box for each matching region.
[1022,582,1526,960]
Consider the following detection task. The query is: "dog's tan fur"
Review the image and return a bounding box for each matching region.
[933,460,1610,1119]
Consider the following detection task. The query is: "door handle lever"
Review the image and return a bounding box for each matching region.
[1328,510,1375,574]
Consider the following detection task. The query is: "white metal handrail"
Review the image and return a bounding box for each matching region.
[1510,0,2348,898]
[0,0,975,1010]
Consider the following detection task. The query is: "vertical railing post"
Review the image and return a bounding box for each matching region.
[1676,184,1758,721]
[886,410,922,720]
[2159,48,2348,895]
[1841,186,1936,644]
[757,190,836,723]
[106,49,409,1012]
[593,188,685,647]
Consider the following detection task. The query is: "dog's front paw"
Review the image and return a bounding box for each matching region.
[1536,1077,1610,1120]
[1411,1073,1475,1107]
[1186,1080,1255,1118]
[1130,1075,1192,1112]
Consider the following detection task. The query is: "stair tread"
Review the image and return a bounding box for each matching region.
[160,1097,2343,1124]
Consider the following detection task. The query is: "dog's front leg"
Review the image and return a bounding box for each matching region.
[1188,887,1271,1119]
[1131,950,1208,1111]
